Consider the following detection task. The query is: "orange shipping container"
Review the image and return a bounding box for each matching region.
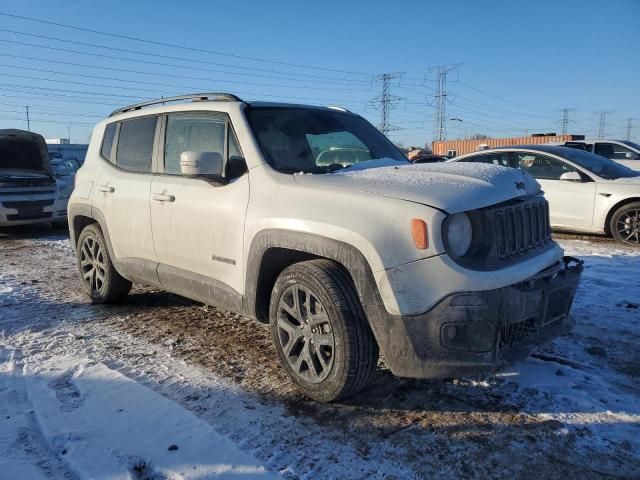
[433,134,585,157]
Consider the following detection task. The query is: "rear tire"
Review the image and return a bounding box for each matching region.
[610,202,640,245]
[76,223,131,303]
[269,259,378,402]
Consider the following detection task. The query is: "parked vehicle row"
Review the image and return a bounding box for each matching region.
[451,145,640,245]
[66,93,583,402]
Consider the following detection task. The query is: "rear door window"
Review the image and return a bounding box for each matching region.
[115,116,157,173]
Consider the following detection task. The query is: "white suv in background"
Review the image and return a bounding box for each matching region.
[68,93,583,402]
[561,139,640,170]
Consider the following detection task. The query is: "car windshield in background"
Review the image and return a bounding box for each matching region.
[559,148,639,179]
[245,107,407,173]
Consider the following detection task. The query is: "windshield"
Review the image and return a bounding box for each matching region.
[559,148,639,179]
[245,107,407,173]
[621,140,640,151]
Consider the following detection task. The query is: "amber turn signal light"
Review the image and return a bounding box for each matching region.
[411,218,428,249]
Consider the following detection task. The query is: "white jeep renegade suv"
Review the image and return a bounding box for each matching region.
[68,93,583,402]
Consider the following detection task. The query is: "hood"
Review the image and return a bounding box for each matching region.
[0,129,52,178]
[604,175,640,185]
[293,159,540,213]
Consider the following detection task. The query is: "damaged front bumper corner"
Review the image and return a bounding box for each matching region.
[366,256,584,379]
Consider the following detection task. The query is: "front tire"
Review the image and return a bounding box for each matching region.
[269,259,378,402]
[610,202,640,245]
[76,223,132,303]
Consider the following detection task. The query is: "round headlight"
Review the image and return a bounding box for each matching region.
[445,213,472,257]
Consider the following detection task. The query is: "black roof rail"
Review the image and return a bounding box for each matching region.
[109,92,243,117]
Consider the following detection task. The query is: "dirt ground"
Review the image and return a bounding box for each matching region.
[1,225,638,479]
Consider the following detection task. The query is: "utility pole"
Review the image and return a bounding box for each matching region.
[558,107,576,135]
[428,64,461,141]
[25,105,30,131]
[597,110,614,139]
[370,73,403,136]
[626,118,636,141]
[67,125,71,143]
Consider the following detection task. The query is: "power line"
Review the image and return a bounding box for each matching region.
[0,11,372,77]
[0,52,367,88]
[370,73,403,135]
[455,80,550,114]
[0,28,374,86]
[0,63,368,93]
[0,114,95,126]
[0,37,374,86]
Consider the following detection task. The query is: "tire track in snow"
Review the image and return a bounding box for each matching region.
[0,345,79,479]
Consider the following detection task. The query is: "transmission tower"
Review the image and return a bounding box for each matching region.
[597,110,614,139]
[428,64,460,141]
[558,107,576,135]
[626,118,637,141]
[370,73,403,136]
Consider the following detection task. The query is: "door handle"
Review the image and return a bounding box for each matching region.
[96,184,115,193]
[151,193,175,202]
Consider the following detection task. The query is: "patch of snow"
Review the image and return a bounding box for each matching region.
[21,353,279,479]
[497,238,640,452]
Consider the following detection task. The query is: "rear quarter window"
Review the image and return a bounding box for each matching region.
[100,123,117,161]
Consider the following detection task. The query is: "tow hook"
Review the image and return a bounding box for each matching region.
[562,256,584,271]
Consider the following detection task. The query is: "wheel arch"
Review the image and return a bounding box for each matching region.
[604,197,640,236]
[68,203,125,279]
[245,230,383,323]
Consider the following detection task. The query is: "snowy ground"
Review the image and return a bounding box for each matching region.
[0,227,639,479]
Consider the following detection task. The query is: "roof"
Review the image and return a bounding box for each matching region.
[492,144,577,155]
[108,93,353,118]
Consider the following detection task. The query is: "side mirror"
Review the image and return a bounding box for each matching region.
[625,152,639,160]
[560,171,582,182]
[180,151,226,184]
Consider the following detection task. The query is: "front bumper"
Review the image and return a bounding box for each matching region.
[366,256,583,379]
[0,197,66,227]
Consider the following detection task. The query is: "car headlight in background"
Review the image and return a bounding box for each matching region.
[444,213,472,257]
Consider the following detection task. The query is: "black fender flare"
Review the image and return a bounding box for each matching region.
[243,229,384,321]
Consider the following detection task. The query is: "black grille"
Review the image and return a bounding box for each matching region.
[498,317,537,349]
[494,198,551,260]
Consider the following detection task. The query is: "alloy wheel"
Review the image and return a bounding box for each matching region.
[617,208,640,244]
[276,284,335,383]
[79,235,107,294]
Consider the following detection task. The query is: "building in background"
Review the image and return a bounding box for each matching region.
[432,134,585,157]
[46,138,89,164]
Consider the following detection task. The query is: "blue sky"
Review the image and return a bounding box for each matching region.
[0,0,638,146]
